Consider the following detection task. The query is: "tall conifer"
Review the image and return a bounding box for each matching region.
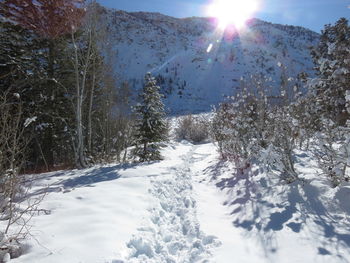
[133,73,167,162]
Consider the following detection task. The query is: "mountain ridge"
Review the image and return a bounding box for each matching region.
[110,8,319,35]
[102,7,319,113]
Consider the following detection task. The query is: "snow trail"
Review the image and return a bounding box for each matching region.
[9,141,350,263]
[126,145,221,263]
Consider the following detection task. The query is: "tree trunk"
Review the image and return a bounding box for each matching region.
[72,33,87,169]
[87,60,96,155]
[44,40,56,170]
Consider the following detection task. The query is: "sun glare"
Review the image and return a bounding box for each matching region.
[207,0,260,30]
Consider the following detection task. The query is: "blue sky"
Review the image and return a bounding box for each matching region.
[97,0,350,32]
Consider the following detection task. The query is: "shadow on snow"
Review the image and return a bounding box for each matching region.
[207,159,350,261]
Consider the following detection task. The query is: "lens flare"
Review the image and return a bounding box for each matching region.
[207,0,261,30]
[207,43,213,53]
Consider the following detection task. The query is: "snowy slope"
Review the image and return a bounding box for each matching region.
[103,8,319,113]
[9,140,350,263]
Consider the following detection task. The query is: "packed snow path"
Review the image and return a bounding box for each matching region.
[126,144,221,262]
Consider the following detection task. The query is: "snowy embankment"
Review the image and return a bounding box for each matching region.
[10,141,350,263]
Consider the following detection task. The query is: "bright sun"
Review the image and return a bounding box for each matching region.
[207,0,260,29]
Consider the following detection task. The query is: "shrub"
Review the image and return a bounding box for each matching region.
[175,115,209,143]
[211,80,300,182]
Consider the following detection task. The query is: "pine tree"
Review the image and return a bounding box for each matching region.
[310,18,350,125]
[1,0,86,170]
[133,73,167,162]
[302,18,350,186]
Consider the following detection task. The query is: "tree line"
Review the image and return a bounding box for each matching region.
[0,0,135,173]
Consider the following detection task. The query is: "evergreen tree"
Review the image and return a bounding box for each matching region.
[0,0,86,170]
[298,18,350,186]
[310,18,350,125]
[133,73,167,162]
[1,0,130,170]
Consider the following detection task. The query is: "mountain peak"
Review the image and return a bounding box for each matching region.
[103,8,319,114]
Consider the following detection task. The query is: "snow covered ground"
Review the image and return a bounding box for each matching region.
[8,141,350,263]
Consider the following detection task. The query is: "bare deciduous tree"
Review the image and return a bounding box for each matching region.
[0,90,44,261]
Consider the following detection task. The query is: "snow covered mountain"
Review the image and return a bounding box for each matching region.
[103,8,319,113]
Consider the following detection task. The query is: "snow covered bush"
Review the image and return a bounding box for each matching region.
[175,115,209,143]
[211,75,302,182]
[314,119,350,187]
[211,80,271,171]
[288,95,321,150]
[259,18,350,184]
[260,108,299,183]
[211,100,253,169]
